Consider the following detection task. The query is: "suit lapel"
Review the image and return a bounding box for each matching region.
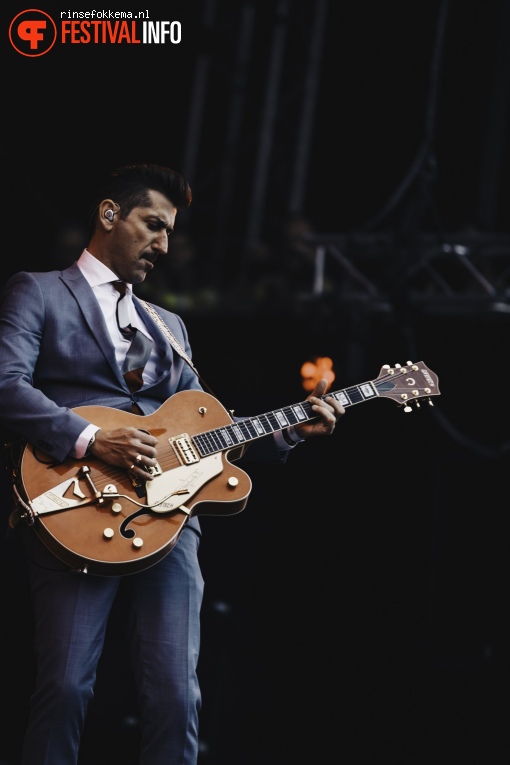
[60,264,181,388]
[60,264,125,383]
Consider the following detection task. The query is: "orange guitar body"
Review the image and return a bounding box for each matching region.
[19,391,252,576]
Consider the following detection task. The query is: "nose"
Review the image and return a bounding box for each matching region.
[153,230,169,255]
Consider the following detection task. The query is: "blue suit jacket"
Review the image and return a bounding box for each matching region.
[0,263,203,461]
[0,263,209,541]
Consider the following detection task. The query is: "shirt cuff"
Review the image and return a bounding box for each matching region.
[72,424,101,459]
[274,426,305,450]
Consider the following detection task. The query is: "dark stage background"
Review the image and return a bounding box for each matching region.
[2,2,510,764]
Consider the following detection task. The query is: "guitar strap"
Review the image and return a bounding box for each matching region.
[138,299,218,399]
[138,299,200,376]
[137,298,221,398]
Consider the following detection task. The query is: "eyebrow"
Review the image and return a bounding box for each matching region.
[147,214,174,232]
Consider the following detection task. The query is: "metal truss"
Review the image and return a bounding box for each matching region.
[302,231,510,317]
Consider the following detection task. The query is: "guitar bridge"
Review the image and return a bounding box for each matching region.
[169,433,200,466]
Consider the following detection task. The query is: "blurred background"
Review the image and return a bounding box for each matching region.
[2,1,510,763]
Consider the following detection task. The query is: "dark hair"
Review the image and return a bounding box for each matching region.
[88,163,192,234]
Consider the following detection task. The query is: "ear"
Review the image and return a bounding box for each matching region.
[98,200,120,229]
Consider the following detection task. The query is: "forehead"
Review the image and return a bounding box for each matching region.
[134,189,177,224]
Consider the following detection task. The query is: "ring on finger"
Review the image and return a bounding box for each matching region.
[136,454,143,463]
[129,464,136,471]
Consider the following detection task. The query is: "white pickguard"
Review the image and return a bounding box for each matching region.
[146,453,224,513]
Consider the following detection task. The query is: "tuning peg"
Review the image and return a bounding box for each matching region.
[403,404,413,413]
[395,363,402,368]
[428,399,434,407]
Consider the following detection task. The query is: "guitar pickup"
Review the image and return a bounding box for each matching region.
[168,434,200,466]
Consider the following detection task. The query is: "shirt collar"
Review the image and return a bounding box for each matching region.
[77,249,133,294]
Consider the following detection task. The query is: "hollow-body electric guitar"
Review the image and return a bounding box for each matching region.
[15,361,440,576]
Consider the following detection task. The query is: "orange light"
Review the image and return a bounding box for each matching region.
[300,356,335,391]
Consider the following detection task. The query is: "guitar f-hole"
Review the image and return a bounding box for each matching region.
[119,509,149,539]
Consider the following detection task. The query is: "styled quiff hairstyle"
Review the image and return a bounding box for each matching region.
[88,163,192,235]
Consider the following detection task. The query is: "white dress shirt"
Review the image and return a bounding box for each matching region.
[72,249,159,456]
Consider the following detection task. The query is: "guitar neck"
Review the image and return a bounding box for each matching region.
[193,379,374,457]
[192,360,440,458]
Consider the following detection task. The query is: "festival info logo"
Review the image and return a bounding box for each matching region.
[9,9,181,56]
[9,9,57,57]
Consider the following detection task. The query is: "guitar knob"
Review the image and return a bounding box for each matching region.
[227,476,239,488]
[103,527,114,539]
[132,537,144,549]
[111,502,122,514]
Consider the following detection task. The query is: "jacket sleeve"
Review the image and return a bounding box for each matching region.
[0,272,92,462]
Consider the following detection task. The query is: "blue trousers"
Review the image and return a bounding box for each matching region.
[19,523,204,765]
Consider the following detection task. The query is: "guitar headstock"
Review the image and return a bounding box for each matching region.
[373,361,440,411]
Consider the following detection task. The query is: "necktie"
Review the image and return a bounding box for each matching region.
[113,281,153,392]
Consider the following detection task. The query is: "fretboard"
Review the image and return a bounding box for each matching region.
[192,377,386,457]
